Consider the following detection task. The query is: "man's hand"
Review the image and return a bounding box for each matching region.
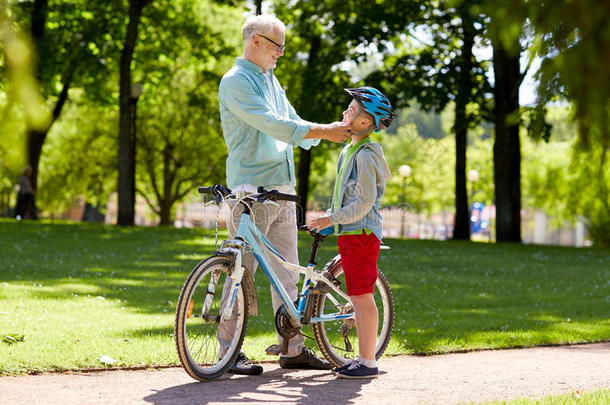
[324,121,352,143]
[305,122,352,143]
[308,215,332,232]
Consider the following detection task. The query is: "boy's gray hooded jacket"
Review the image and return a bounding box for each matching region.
[329,142,392,241]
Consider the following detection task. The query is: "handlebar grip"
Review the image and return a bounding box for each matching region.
[198,185,233,198]
[256,186,301,203]
[198,187,215,195]
[275,192,301,203]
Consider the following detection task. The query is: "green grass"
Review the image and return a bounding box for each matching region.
[1,219,609,375]
[476,388,610,404]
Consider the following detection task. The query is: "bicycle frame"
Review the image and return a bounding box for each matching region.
[222,208,353,328]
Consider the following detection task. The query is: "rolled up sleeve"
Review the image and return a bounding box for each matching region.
[220,75,310,146]
[287,103,320,150]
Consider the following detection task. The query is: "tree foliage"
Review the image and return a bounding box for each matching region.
[1,1,51,214]
[133,0,240,225]
[13,0,124,191]
[1,0,608,242]
[38,99,117,214]
[525,0,610,245]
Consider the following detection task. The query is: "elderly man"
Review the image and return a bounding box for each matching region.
[218,14,351,375]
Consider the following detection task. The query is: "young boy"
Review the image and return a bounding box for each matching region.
[308,87,393,379]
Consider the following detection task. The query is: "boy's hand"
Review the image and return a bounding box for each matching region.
[308,216,332,232]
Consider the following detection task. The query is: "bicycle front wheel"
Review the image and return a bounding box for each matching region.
[174,255,249,381]
[312,260,394,367]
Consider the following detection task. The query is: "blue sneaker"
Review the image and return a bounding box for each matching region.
[336,362,379,379]
[331,359,356,374]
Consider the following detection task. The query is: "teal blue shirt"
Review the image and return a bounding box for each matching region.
[219,58,319,189]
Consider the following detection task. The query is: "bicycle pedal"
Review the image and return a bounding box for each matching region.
[265,344,282,356]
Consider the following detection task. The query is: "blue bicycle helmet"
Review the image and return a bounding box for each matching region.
[345,87,394,131]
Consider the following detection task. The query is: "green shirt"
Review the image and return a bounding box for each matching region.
[332,138,372,235]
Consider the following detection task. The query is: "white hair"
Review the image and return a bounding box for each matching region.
[241,15,286,42]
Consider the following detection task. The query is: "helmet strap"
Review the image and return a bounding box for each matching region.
[351,126,375,137]
[350,106,375,136]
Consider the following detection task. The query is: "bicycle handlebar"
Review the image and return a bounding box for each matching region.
[198,185,301,204]
[256,186,301,203]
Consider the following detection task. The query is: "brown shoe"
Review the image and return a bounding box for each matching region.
[279,347,331,370]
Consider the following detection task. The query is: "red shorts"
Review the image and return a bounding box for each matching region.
[337,231,380,296]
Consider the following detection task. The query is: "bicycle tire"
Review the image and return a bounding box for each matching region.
[174,255,249,381]
[312,261,394,367]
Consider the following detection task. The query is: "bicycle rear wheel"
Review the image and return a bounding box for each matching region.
[312,259,394,367]
[174,255,249,381]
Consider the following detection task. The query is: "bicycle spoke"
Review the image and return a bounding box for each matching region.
[312,268,394,367]
[175,256,250,380]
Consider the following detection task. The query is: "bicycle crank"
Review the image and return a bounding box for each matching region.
[274,304,300,355]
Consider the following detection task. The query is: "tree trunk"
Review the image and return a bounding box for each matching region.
[492,44,522,243]
[30,0,47,69]
[26,0,75,191]
[453,114,469,240]
[159,202,171,226]
[117,0,149,226]
[452,10,475,241]
[295,35,321,226]
[26,0,47,191]
[159,142,174,226]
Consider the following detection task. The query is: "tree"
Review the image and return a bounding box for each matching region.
[483,0,535,243]
[117,0,151,226]
[365,0,491,240]
[0,1,50,214]
[12,1,121,193]
[525,0,610,245]
[136,82,227,225]
[273,2,351,223]
[37,101,118,215]
[274,0,423,223]
[132,0,239,225]
[491,41,523,242]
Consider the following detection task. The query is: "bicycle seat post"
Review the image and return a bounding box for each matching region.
[306,233,323,267]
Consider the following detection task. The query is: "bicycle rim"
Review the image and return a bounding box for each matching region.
[174,256,248,381]
[312,267,394,367]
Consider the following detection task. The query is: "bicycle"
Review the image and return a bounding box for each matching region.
[174,184,395,381]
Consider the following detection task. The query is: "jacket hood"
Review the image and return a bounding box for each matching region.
[362,143,392,180]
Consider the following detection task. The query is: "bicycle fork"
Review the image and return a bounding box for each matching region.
[211,239,249,322]
[219,246,244,321]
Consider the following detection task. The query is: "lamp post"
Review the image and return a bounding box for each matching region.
[399,164,411,238]
[467,169,479,202]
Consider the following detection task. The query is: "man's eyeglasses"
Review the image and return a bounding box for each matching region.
[257,34,285,53]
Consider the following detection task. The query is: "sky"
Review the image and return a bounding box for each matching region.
[472,45,541,106]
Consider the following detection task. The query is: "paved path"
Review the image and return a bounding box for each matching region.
[1,343,609,404]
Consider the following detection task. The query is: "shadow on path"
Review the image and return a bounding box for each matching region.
[143,368,378,405]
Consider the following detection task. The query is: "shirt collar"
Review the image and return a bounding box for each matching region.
[236,57,273,76]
